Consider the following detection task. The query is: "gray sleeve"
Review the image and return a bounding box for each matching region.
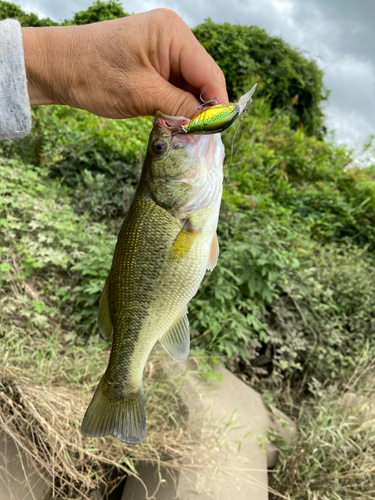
[0,19,32,140]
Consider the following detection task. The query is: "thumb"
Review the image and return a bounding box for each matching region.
[150,77,202,118]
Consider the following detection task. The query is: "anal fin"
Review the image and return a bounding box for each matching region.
[98,274,113,340]
[159,310,190,362]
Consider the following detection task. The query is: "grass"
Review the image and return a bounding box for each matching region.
[0,318,229,499]
[0,259,239,500]
[269,349,375,500]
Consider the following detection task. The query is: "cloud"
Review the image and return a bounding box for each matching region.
[289,0,375,143]
[18,0,92,21]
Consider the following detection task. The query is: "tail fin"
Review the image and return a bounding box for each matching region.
[81,376,146,444]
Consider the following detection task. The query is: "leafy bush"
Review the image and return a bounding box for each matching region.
[0,158,115,334]
[222,100,375,249]
[263,244,375,387]
[65,0,128,25]
[0,106,151,219]
[0,0,127,26]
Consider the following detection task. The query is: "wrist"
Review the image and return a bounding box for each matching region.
[22,26,76,106]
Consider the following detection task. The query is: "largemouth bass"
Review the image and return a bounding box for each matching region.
[81,113,224,444]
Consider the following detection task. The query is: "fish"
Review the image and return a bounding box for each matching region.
[179,84,257,135]
[81,112,224,444]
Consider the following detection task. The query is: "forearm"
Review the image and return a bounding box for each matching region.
[22,25,82,107]
[21,21,139,118]
[22,26,59,106]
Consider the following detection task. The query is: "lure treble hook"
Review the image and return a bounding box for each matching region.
[197,91,219,110]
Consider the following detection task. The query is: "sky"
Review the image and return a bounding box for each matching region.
[18,0,375,149]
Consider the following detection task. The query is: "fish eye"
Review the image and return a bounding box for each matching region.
[152,140,167,155]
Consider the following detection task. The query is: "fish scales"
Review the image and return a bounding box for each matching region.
[81,113,224,444]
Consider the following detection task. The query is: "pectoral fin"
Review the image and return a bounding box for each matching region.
[98,274,113,340]
[159,310,190,362]
[170,219,201,262]
[207,232,219,271]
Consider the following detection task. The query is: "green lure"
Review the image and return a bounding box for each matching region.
[182,103,240,134]
[180,83,257,135]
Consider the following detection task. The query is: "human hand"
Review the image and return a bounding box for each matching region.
[22,9,228,119]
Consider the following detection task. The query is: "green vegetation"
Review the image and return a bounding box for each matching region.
[0,105,150,219]
[0,0,127,25]
[1,2,375,499]
[65,0,128,25]
[0,0,58,26]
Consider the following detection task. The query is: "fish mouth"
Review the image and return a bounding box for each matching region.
[153,112,203,148]
[154,111,190,132]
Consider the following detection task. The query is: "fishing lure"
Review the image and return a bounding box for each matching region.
[178,83,257,135]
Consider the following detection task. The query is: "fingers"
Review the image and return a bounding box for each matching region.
[142,74,200,118]
[179,43,228,106]
[154,9,228,115]
[167,15,228,107]
[162,89,201,118]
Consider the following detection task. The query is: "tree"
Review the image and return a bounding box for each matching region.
[0,0,57,26]
[65,0,128,25]
[193,19,328,137]
[0,0,128,27]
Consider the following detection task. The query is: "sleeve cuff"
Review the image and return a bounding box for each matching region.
[0,19,32,140]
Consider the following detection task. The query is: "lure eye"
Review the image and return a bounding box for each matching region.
[152,140,167,155]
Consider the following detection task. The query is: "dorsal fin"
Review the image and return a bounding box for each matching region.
[159,310,190,362]
[98,274,113,340]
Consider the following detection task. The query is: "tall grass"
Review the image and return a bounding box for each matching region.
[269,349,375,500]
